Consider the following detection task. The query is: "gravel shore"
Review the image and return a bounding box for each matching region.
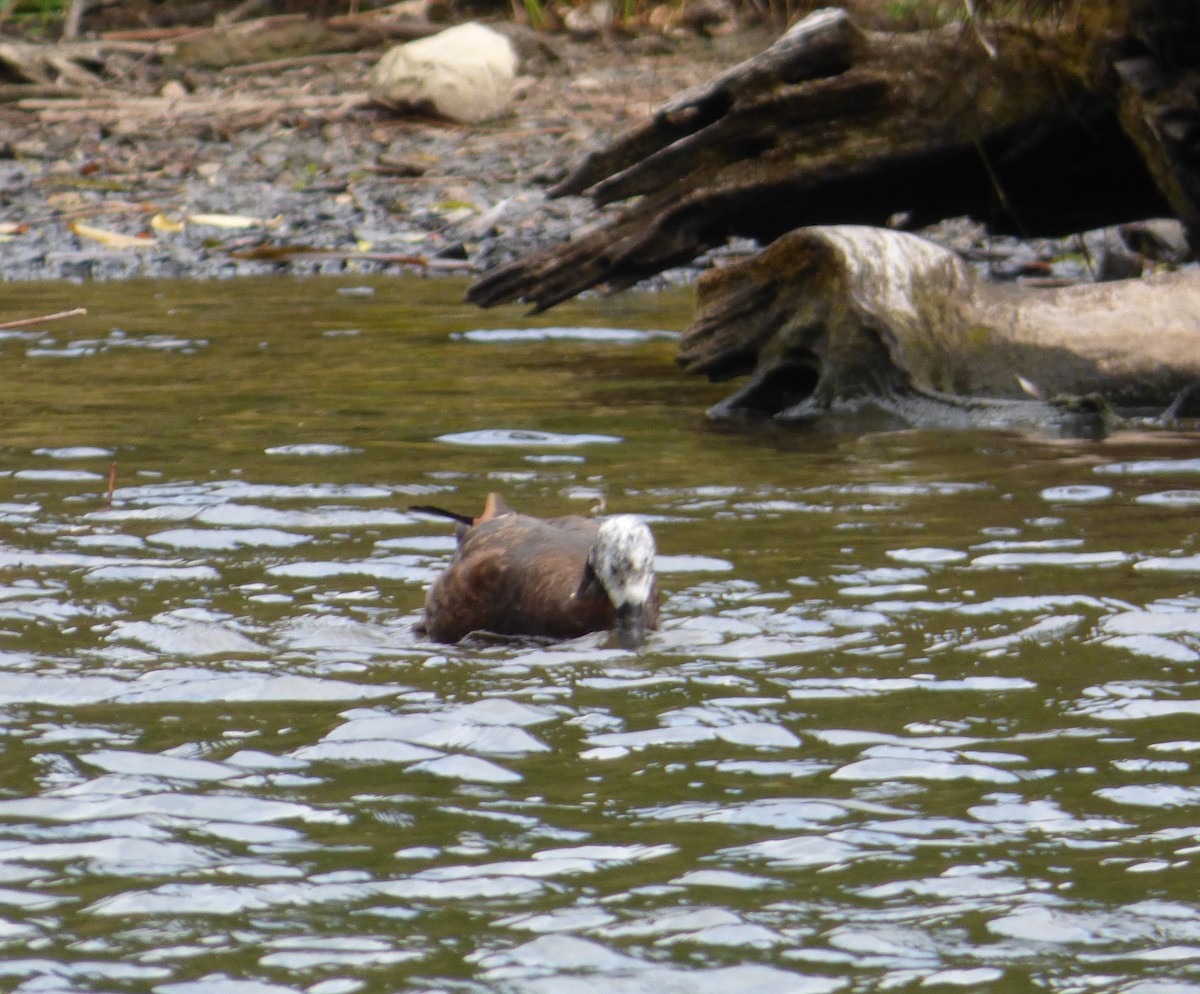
[0,25,1190,290]
[0,31,746,285]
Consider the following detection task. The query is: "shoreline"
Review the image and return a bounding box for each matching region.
[0,27,1190,291]
[0,33,742,286]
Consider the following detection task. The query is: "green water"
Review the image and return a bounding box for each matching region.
[0,274,1198,994]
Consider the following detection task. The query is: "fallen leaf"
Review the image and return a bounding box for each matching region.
[69,222,157,250]
[228,243,321,261]
[187,213,265,229]
[47,191,88,211]
[1015,374,1044,399]
[150,213,186,233]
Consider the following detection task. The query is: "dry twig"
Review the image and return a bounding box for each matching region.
[21,90,374,125]
[0,306,87,330]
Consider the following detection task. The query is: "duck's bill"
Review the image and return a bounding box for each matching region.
[613,602,650,650]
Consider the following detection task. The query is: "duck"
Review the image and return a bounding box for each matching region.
[412,492,659,648]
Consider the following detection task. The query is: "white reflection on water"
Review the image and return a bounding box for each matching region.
[436,429,623,447]
[455,327,677,343]
[477,936,844,994]
[0,670,402,705]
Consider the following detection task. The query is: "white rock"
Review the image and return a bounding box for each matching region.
[369,22,518,124]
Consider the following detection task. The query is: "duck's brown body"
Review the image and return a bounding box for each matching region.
[417,493,659,645]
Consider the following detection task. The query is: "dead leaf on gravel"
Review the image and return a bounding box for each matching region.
[227,243,323,260]
[47,191,88,212]
[150,213,186,233]
[70,221,157,249]
[187,213,273,229]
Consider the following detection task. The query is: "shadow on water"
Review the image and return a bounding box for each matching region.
[0,274,1199,993]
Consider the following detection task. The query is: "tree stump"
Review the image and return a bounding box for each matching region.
[678,225,1200,427]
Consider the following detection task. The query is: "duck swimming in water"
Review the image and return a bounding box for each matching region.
[413,493,659,648]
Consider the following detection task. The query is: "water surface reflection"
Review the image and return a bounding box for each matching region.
[0,276,1198,994]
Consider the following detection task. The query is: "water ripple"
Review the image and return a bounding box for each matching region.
[0,670,401,705]
[435,429,623,447]
[455,327,676,343]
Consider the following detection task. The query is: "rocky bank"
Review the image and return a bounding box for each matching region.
[0,22,1190,290]
[0,29,754,284]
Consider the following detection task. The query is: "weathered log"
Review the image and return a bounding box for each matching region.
[1113,0,1200,244]
[20,91,373,127]
[0,12,440,104]
[549,8,864,201]
[0,40,110,89]
[467,4,1195,313]
[678,225,1200,429]
[169,13,439,69]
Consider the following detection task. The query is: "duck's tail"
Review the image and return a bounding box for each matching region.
[408,504,474,526]
[409,492,514,527]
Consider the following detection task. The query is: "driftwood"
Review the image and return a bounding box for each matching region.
[468,4,1199,312]
[0,307,86,330]
[0,9,445,106]
[678,225,1200,429]
[20,90,373,127]
[168,11,440,69]
[0,39,115,92]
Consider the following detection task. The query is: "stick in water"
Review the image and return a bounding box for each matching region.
[0,307,87,331]
[106,462,117,509]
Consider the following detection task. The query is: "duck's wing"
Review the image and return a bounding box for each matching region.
[423,513,611,642]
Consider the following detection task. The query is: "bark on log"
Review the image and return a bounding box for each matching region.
[1113,9,1200,247]
[467,4,1197,313]
[678,225,1200,429]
